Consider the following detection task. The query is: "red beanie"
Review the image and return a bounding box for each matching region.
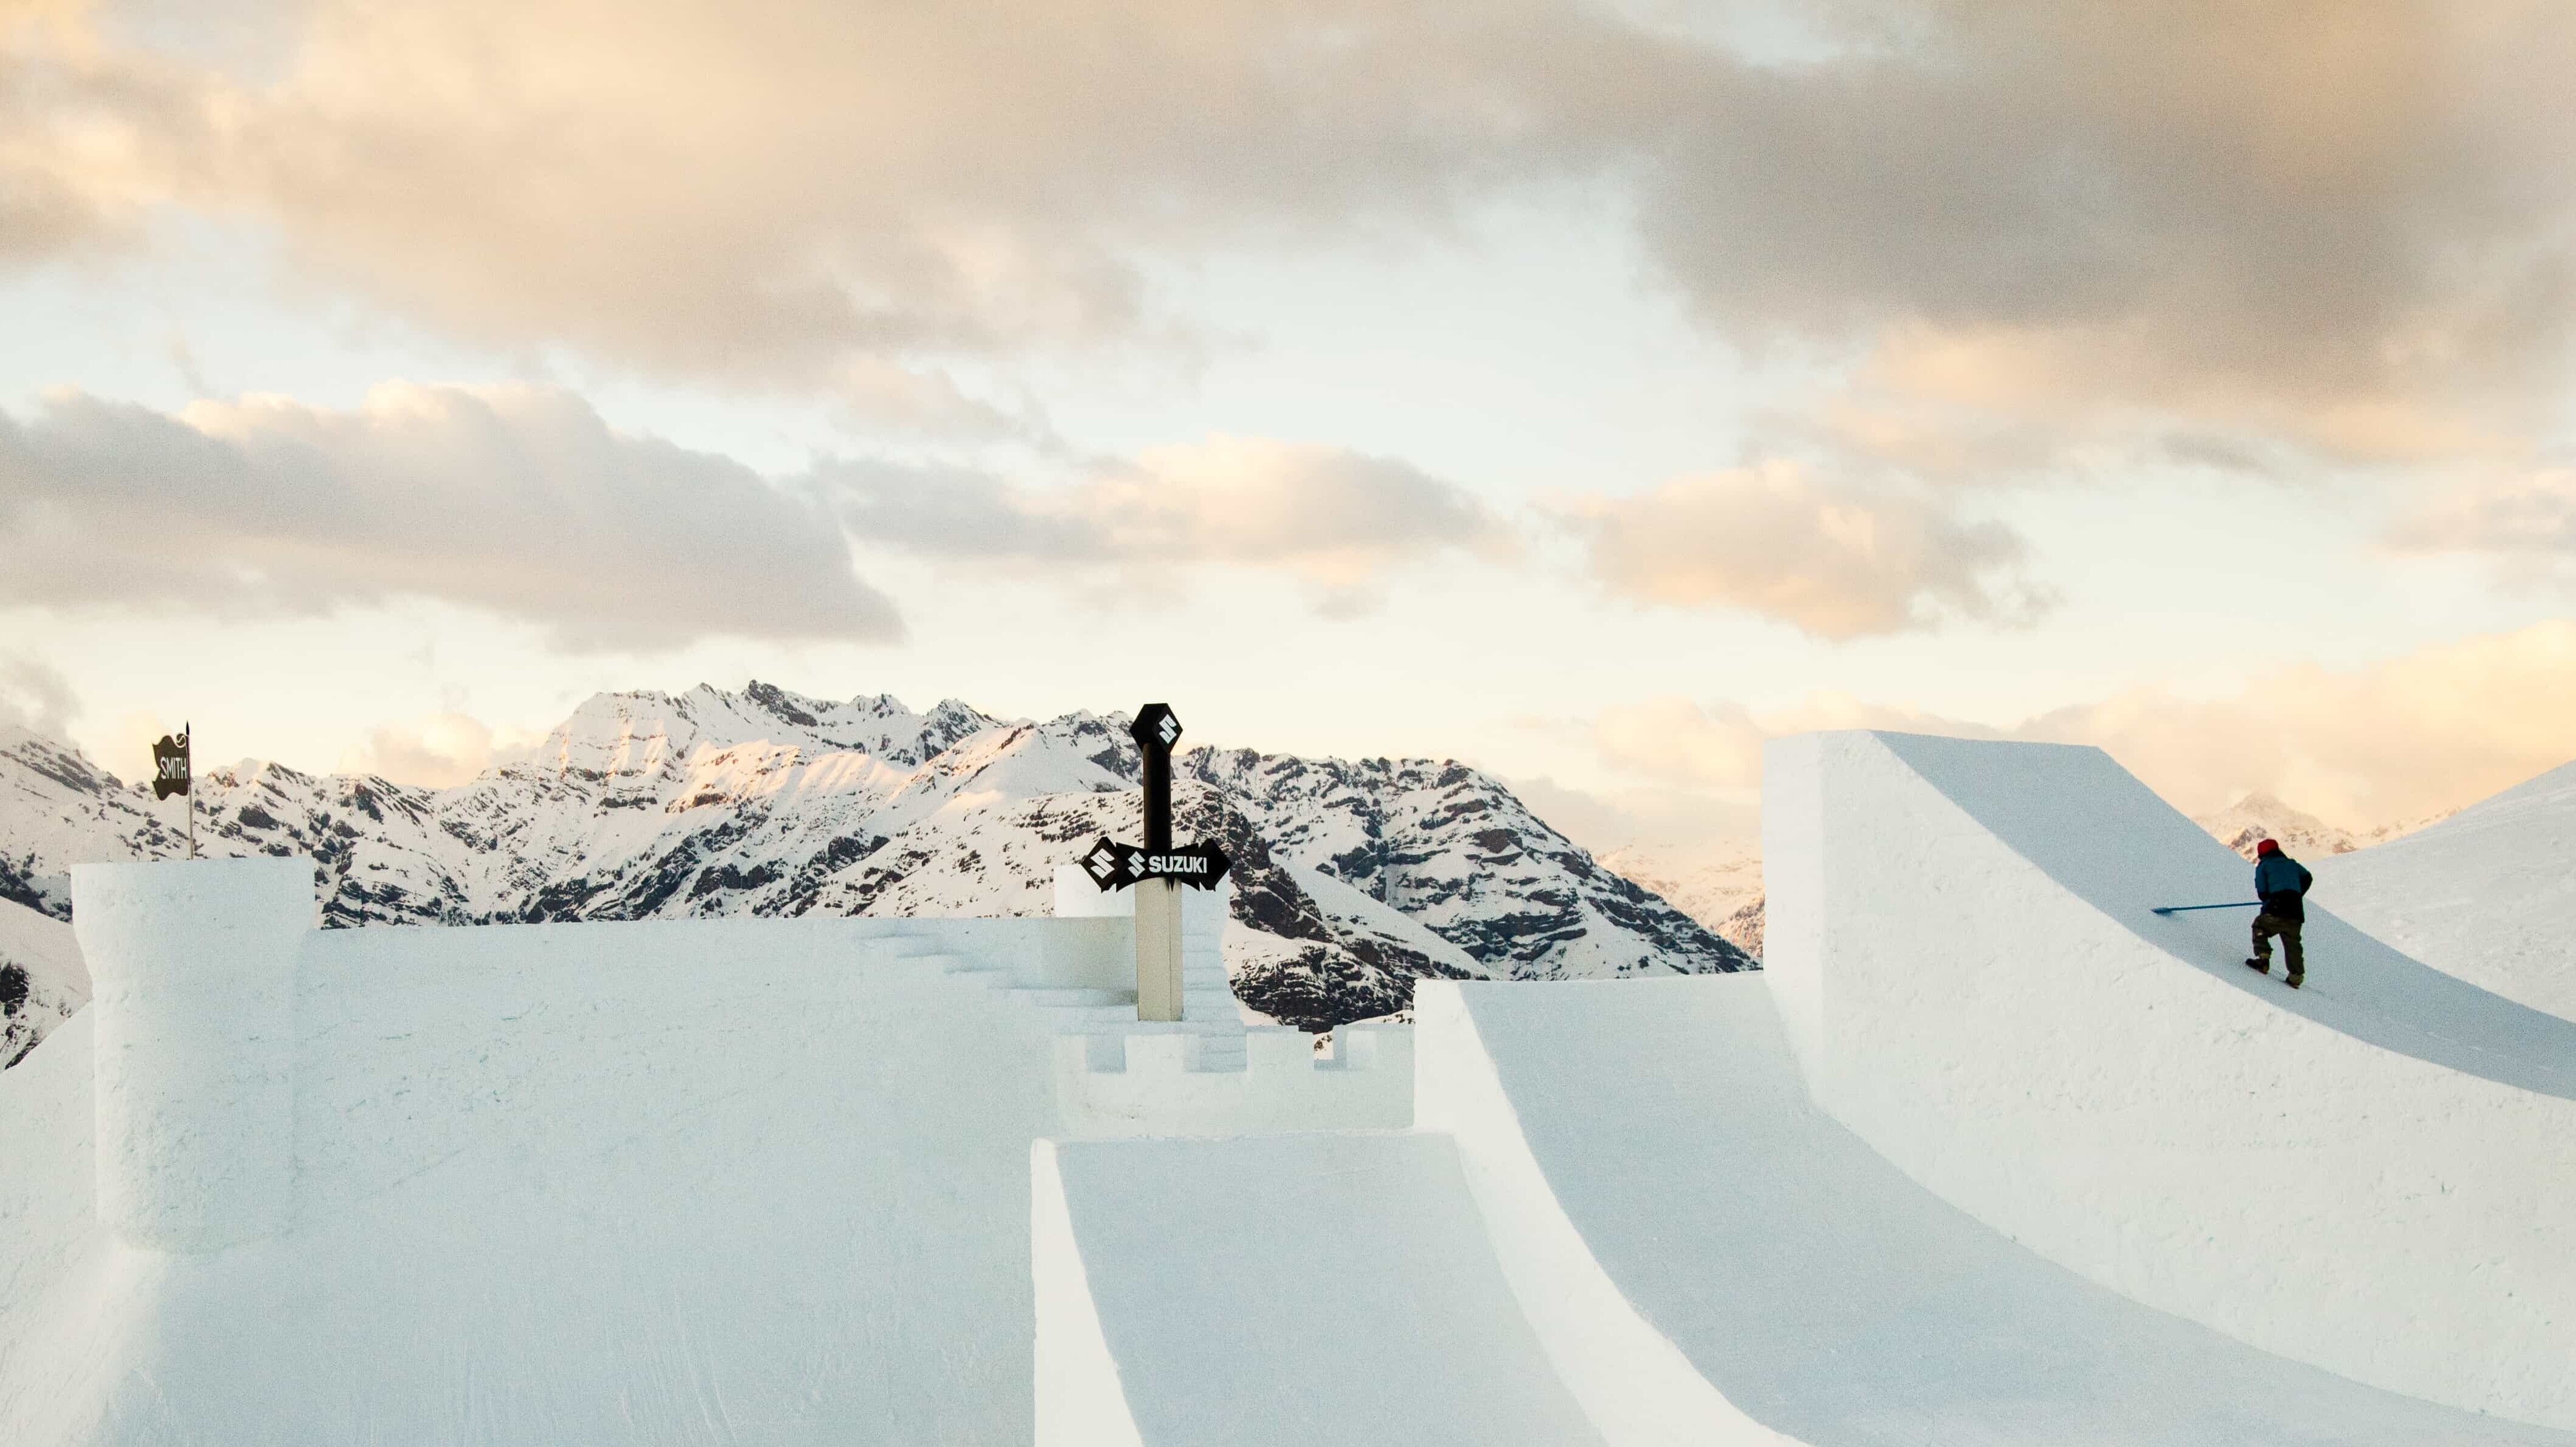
[2255,839,2280,857]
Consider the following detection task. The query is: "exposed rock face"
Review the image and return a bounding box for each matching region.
[0,900,81,1069]
[0,684,1750,1055]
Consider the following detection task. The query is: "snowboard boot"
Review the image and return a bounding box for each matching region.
[2286,972,2303,990]
[2244,957,2270,975]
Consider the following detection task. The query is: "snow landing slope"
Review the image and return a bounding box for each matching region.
[1405,976,2574,1447]
[2317,757,2576,1021]
[1035,1132,1606,1447]
[1763,731,2576,1427]
[0,685,1745,1044]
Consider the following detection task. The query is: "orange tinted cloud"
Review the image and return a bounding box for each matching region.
[1559,461,2048,639]
[1598,620,2576,828]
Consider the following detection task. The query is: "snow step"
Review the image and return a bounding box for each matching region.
[1049,1018,1250,1039]
[1010,987,1130,1009]
[1031,1004,1153,1026]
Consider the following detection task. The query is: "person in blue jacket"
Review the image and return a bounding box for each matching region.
[2243,838,2314,988]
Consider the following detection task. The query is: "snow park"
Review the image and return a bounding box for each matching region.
[15,5,2576,1445]
[1,687,2572,1446]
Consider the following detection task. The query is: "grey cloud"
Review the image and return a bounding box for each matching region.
[1,0,1632,384]
[0,655,78,738]
[823,435,1505,604]
[1626,2,2576,469]
[2389,468,2576,559]
[0,385,904,648]
[12,1,2572,489]
[1562,461,2049,639]
[831,360,1055,448]
[0,166,109,262]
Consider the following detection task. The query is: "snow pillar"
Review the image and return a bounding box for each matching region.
[1134,879,1184,1022]
[1053,865,1230,1018]
[73,856,311,1253]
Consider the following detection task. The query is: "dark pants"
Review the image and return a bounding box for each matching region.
[2251,912,2304,979]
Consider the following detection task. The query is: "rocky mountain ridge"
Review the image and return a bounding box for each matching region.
[0,683,1750,1058]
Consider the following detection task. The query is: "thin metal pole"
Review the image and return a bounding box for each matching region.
[1142,735,1171,857]
[1134,706,1181,1022]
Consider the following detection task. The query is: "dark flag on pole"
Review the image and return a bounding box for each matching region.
[151,728,192,800]
[154,724,198,859]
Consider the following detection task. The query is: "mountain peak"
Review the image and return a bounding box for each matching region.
[0,681,1747,1052]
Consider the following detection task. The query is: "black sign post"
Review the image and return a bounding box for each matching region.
[152,724,195,860]
[1080,703,1230,1021]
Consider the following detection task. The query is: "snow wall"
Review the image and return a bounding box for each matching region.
[73,857,310,1251]
[1762,730,2576,1428]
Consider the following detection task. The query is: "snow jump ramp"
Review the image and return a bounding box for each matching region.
[1762,730,2576,1429]
[1041,730,2574,1443]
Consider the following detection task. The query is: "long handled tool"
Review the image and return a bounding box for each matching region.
[2149,901,2259,916]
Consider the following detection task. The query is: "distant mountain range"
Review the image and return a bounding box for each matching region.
[1595,844,1765,958]
[2192,790,2450,860]
[0,682,1752,1062]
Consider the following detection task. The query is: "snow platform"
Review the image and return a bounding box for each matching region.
[0,909,1077,1445]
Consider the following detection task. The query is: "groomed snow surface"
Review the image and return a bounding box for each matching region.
[2317,758,2576,1021]
[7,730,2574,1443]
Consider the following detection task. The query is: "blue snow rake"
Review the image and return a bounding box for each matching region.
[2149,901,2261,916]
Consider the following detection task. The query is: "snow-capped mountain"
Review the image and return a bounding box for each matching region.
[0,684,1750,1058]
[0,900,82,1069]
[1595,843,1765,959]
[2191,791,2449,860]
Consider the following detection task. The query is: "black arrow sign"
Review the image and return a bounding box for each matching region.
[1082,836,1143,889]
[1081,835,1229,892]
[1145,843,1228,888]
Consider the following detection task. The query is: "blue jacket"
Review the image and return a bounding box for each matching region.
[2254,854,2313,921]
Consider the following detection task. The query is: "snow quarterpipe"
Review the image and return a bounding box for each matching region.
[1761,730,2576,1428]
[1415,975,2574,1446]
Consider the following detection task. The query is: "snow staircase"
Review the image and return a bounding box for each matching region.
[881,928,1253,1070]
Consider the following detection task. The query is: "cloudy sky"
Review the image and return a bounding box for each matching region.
[4,0,2574,857]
